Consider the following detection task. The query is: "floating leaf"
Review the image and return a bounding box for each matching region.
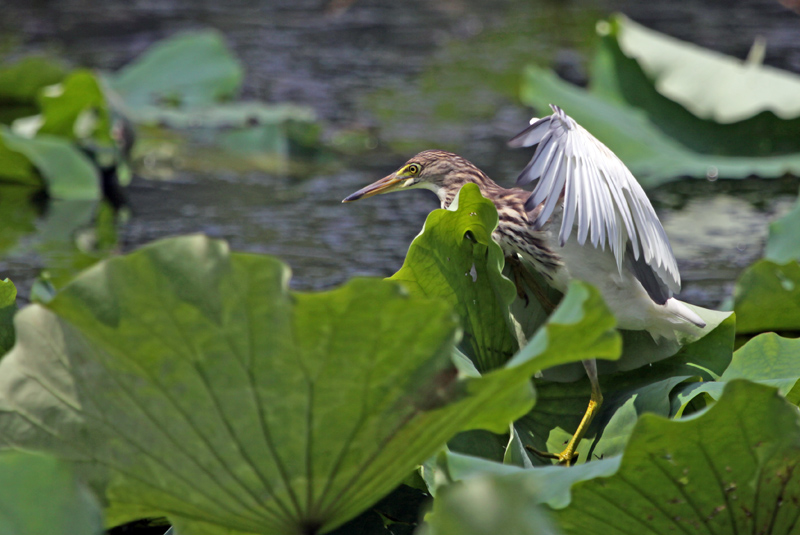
[0,451,103,535]
[0,235,540,534]
[109,30,243,111]
[37,69,112,144]
[0,128,100,199]
[734,259,800,334]
[0,133,39,186]
[592,15,800,157]
[611,14,800,123]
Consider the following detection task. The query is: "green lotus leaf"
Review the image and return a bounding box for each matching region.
[424,381,800,535]
[592,16,800,158]
[508,281,621,373]
[0,128,100,199]
[0,132,39,186]
[765,196,800,264]
[520,66,800,186]
[0,55,66,124]
[0,279,16,357]
[610,14,800,123]
[0,235,539,535]
[428,448,620,509]
[109,30,244,112]
[516,307,734,464]
[672,333,800,413]
[555,380,800,534]
[0,451,103,535]
[734,259,800,334]
[389,183,522,372]
[37,70,112,144]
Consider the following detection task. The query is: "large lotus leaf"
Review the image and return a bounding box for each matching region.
[37,70,112,144]
[516,308,734,464]
[389,183,522,373]
[0,56,66,124]
[734,259,800,334]
[0,279,16,357]
[554,380,800,534]
[0,235,542,535]
[765,196,800,264]
[519,66,800,186]
[109,30,243,112]
[0,451,103,535]
[0,128,100,199]
[592,16,800,158]
[610,14,800,124]
[673,333,800,415]
[424,381,800,535]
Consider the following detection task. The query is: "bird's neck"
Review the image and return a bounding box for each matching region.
[436,168,504,209]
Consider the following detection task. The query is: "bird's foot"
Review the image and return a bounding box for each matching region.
[526,445,579,466]
[525,392,603,468]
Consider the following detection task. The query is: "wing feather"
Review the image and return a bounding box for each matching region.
[511,104,680,294]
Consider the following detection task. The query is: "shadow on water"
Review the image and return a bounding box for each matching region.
[0,0,798,307]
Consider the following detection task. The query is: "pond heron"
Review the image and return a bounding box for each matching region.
[343,104,705,465]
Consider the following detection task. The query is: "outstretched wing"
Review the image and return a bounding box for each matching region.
[508,104,680,299]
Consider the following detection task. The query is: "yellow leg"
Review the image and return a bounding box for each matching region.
[528,359,603,466]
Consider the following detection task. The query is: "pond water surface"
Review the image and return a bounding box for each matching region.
[1,0,799,308]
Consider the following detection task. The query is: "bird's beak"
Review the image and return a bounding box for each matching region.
[342,174,404,202]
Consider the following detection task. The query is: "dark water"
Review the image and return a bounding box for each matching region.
[1,0,799,307]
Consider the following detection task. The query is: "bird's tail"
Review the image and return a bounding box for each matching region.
[665,298,706,329]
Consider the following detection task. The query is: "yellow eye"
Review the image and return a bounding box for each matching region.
[407,163,421,175]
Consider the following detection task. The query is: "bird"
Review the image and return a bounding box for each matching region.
[342,104,705,465]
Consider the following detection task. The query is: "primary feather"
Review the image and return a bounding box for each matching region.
[509,105,681,297]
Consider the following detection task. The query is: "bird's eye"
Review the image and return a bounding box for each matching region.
[407,163,421,175]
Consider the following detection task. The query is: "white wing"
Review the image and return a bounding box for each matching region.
[509,104,680,296]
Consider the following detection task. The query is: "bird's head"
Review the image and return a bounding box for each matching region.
[342,150,487,205]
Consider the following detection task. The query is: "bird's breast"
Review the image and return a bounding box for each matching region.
[493,214,563,284]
